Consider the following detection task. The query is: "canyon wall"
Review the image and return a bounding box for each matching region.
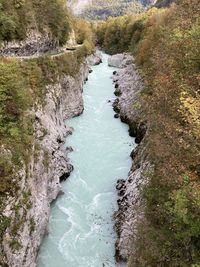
[109,54,151,262]
[1,51,100,267]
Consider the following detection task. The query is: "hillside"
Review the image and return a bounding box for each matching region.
[0,0,95,265]
[97,0,200,265]
[0,0,71,45]
[68,0,92,15]
[68,0,176,20]
[155,0,175,7]
[68,0,155,20]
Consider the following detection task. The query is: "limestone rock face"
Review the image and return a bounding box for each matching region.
[2,57,91,267]
[114,147,151,262]
[111,54,152,262]
[86,52,102,66]
[0,30,58,57]
[108,53,133,68]
[112,61,147,142]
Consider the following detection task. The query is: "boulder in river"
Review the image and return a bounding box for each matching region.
[108,53,133,68]
[114,114,120,119]
[86,52,102,66]
[66,146,74,153]
[114,88,122,97]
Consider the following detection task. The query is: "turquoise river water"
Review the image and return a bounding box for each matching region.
[37,53,135,267]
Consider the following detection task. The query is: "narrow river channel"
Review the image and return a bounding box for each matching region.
[37,53,135,267]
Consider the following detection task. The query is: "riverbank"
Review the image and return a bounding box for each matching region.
[108,54,150,262]
[96,4,200,264]
[0,49,102,266]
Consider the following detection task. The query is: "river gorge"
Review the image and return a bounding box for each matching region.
[37,53,135,267]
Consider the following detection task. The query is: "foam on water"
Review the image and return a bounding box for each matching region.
[37,52,135,267]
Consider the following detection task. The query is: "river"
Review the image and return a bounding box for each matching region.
[37,53,135,267]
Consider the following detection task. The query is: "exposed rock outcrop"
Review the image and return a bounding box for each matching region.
[0,31,58,57]
[111,54,151,262]
[86,51,102,66]
[155,0,175,8]
[108,53,133,68]
[112,62,147,143]
[1,53,101,267]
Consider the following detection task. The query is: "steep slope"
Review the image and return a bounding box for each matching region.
[155,0,176,7]
[97,0,200,265]
[0,0,71,56]
[0,45,94,267]
[68,0,155,20]
[68,0,92,15]
[68,0,175,19]
[0,1,97,266]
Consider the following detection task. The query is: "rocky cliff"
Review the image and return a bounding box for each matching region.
[109,54,151,262]
[155,0,175,7]
[0,31,58,57]
[1,52,100,267]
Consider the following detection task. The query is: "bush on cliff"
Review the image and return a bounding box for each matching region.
[73,18,95,52]
[0,0,71,45]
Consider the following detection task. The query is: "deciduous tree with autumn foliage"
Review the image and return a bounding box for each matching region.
[97,0,200,265]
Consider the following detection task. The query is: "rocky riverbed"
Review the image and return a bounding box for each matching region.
[109,53,152,262]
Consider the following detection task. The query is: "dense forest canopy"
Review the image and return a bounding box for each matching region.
[96,0,200,265]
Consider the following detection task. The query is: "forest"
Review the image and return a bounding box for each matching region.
[96,0,200,265]
[0,0,71,45]
[0,0,200,266]
[69,0,154,20]
[81,0,144,20]
[0,0,94,263]
[69,0,175,20]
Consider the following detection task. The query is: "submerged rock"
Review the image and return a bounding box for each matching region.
[116,179,126,191]
[114,114,120,119]
[59,165,74,182]
[66,146,74,153]
[114,88,122,97]
[112,99,120,114]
